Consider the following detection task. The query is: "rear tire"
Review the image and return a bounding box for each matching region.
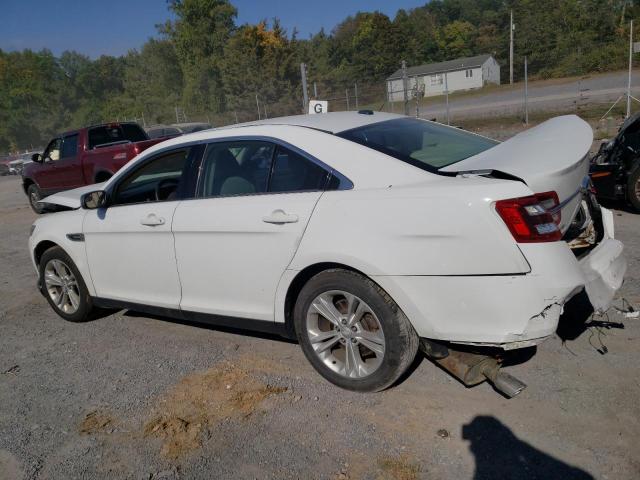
[627,167,640,211]
[27,184,45,214]
[294,269,418,392]
[39,246,95,322]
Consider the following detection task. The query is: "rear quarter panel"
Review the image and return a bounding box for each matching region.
[290,176,533,276]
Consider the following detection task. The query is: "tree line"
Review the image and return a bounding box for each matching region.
[1,0,638,152]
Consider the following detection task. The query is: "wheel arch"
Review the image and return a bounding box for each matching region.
[94,170,114,183]
[34,240,59,266]
[281,262,376,337]
[22,177,36,194]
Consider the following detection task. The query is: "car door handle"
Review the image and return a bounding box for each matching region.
[140,214,165,226]
[262,209,299,224]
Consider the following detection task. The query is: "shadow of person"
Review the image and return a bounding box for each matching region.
[463,416,594,480]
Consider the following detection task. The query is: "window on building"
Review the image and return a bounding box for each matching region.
[430,74,443,86]
[465,69,473,78]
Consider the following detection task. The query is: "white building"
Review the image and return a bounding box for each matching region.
[386,54,500,102]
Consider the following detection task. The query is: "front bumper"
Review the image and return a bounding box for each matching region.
[373,207,626,348]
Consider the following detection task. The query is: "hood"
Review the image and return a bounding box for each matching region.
[39,183,106,209]
[441,115,593,233]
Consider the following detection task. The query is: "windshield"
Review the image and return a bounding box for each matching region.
[337,118,497,171]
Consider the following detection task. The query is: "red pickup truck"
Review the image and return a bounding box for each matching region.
[22,122,166,213]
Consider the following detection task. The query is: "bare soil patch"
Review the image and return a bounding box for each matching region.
[143,360,287,459]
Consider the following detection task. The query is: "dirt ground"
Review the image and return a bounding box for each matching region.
[0,172,639,480]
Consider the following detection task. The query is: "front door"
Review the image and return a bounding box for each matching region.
[172,140,330,321]
[83,146,198,308]
[48,133,84,191]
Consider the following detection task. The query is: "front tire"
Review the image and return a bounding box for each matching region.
[39,246,95,322]
[294,269,418,392]
[627,167,640,211]
[27,184,45,214]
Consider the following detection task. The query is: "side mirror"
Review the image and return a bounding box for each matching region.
[81,190,108,209]
[31,153,43,163]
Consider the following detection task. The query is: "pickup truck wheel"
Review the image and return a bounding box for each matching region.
[294,269,418,392]
[628,167,640,211]
[27,184,45,214]
[39,246,95,322]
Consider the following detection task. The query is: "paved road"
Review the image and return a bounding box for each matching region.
[0,175,639,479]
[418,70,640,120]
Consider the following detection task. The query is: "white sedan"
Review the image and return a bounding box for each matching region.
[29,112,626,396]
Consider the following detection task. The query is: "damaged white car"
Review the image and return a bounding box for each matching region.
[28,112,626,397]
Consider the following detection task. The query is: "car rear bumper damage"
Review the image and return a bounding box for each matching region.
[374,207,626,350]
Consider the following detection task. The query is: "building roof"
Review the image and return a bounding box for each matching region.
[387,54,494,80]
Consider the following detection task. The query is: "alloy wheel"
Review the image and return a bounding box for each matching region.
[44,259,80,314]
[306,290,385,379]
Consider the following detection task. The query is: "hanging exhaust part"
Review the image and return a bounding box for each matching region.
[419,339,527,398]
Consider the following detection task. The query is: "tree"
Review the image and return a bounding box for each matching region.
[159,0,237,114]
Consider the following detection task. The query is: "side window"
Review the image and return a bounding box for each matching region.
[61,134,78,158]
[200,141,274,197]
[44,138,62,161]
[269,146,328,193]
[112,148,190,206]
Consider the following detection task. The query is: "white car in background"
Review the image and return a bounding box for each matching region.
[28,112,626,396]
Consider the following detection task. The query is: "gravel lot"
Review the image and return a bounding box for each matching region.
[0,173,639,480]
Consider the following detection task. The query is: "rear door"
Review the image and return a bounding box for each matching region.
[172,140,330,321]
[84,124,150,181]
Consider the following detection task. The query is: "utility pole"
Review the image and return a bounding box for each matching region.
[141,112,146,127]
[345,89,350,110]
[402,60,409,115]
[524,56,529,124]
[628,20,634,118]
[354,82,359,109]
[255,93,261,120]
[313,82,318,98]
[510,10,514,85]
[300,63,309,112]
[445,72,450,125]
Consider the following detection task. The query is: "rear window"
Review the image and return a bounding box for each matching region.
[337,118,497,171]
[88,124,148,149]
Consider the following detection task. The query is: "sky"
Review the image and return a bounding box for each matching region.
[0,0,427,58]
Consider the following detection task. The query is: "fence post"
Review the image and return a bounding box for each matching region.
[354,83,359,109]
[402,60,409,116]
[627,20,634,118]
[300,63,309,113]
[255,93,261,120]
[345,89,350,110]
[524,56,529,124]
[445,72,450,125]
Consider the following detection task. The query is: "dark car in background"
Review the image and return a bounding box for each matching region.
[590,112,640,211]
[145,122,212,139]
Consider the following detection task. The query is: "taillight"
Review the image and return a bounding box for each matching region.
[534,191,560,225]
[133,144,140,155]
[495,192,562,243]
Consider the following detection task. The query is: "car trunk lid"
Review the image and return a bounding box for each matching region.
[441,115,593,233]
